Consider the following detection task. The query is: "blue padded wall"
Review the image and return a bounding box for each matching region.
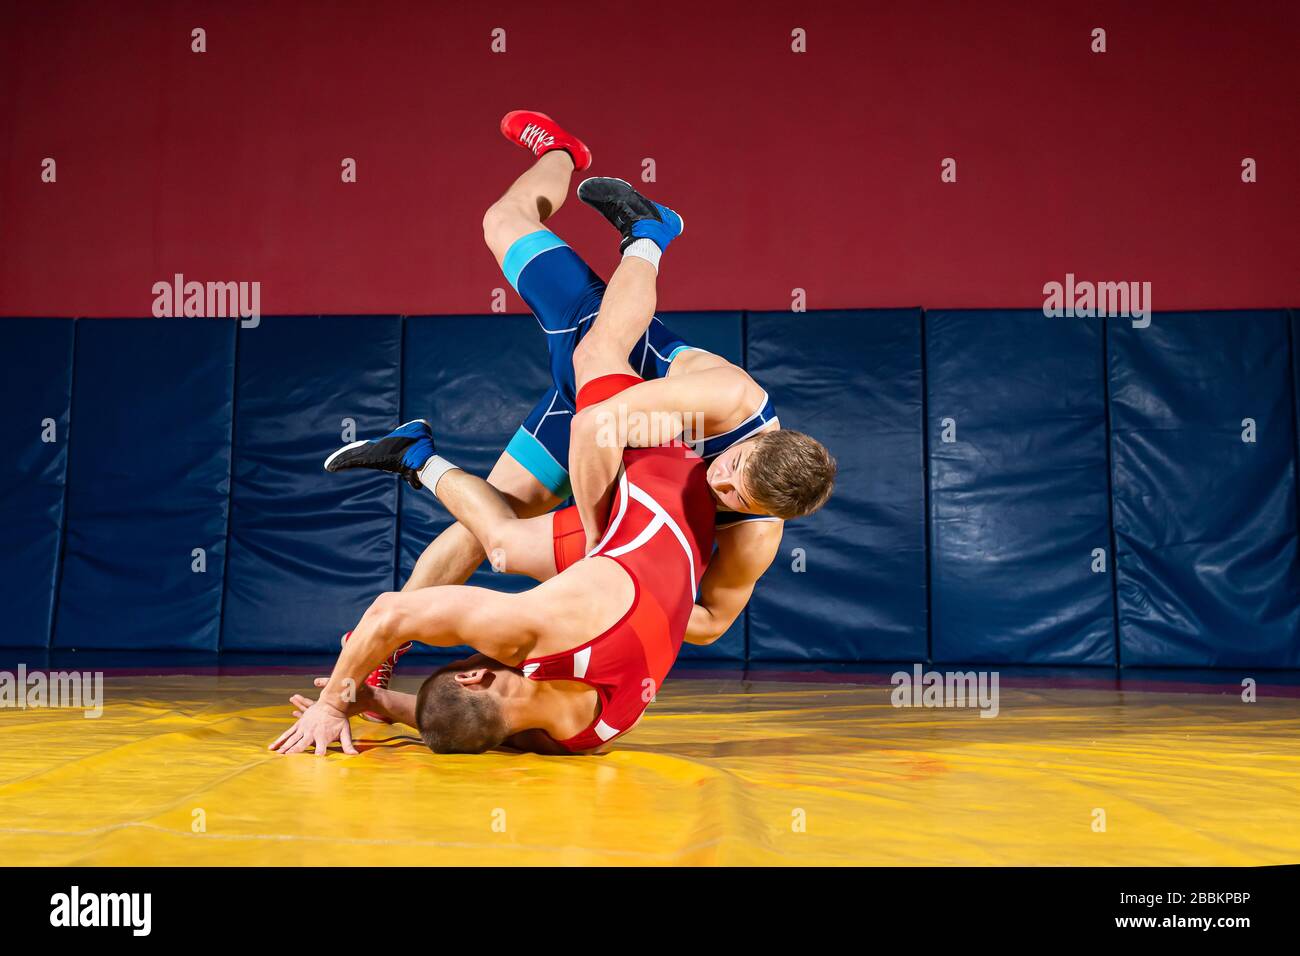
[1109,311,1300,667]
[652,311,744,371]
[16,309,1300,667]
[55,319,235,650]
[399,315,555,621]
[1293,310,1300,534]
[222,316,402,651]
[926,311,1114,664]
[0,319,74,648]
[746,310,927,662]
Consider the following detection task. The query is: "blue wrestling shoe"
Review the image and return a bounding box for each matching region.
[323,419,434,490]
[577,177,684,253]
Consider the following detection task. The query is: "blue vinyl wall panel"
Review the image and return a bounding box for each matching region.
[222,316,402,651]
[926,311,1114,664]
[55,319,235,650]
[0,320,74,648]
[745,310,928,662]
[11,309,1299,667]
[1109,311,1300,667]
[1293,310,1300,537]
[399,315,555,648]
[654,311,744,370]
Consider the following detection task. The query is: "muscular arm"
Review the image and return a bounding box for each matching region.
[272,584,547,755]
[320,547,636,714]
[316,585,542,713]
[684,520,783,645]
[569,367,753,551]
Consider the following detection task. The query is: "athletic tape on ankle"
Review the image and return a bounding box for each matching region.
[418,456,461,496]
[623,238,661,271]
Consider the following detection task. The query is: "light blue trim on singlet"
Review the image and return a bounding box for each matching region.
[502,230,568,292]
[665,344,700,365]
[505,425,572,499]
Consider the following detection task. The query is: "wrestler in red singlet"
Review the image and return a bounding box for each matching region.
[527,374,716,752]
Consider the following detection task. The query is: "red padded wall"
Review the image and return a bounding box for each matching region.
[1,0,1297,317]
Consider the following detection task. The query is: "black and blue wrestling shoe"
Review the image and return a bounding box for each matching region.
[323,419,434,490]
[576,177,684,253]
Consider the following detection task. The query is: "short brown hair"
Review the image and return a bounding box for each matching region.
[744,429,836,519]
[416,666,511,754]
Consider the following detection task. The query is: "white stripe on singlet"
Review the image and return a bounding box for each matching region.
[573,646,592,679]
[601,481,696,589]
[586,471,630,557]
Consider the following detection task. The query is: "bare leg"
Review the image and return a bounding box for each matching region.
[426,467,559,581]
[572,255,657,391]
[401,451,561,591]
[482,151,577,266]
[565,254,671,551]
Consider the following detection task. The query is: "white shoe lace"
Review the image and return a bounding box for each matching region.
[519,123,555,155]
[369,642,413,689]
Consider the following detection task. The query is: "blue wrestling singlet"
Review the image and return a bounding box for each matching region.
[500,230,779,528]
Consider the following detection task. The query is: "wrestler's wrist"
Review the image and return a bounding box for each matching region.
[317,687,350,713]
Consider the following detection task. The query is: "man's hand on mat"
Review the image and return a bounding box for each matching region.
[289,677,377,720]
[269,694,357,756]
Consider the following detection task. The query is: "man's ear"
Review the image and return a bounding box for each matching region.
[454,669,489,686]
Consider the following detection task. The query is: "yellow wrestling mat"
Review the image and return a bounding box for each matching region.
[1,673,1298,866]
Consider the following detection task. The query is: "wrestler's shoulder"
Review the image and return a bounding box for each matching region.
[671,349,769,409]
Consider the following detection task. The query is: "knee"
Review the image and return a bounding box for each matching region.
[572,333,624,388]
[482,525,515,574]
[482,198,533,251]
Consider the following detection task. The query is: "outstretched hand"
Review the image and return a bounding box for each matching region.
[269,685,357,756]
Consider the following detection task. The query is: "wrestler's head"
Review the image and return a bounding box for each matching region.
[706,429,836,519]
[415,654,518,754]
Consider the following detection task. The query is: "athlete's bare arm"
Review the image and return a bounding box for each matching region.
[270,557,634,754]
[307,586,544,728]
[684,520,784,645]
[269,585,536,754]
[569,366,756,552]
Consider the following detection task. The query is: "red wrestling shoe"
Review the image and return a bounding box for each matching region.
[500,109,592,170]
[340,631,414,724]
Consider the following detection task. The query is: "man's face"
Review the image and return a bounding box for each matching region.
[705,438,769,515]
